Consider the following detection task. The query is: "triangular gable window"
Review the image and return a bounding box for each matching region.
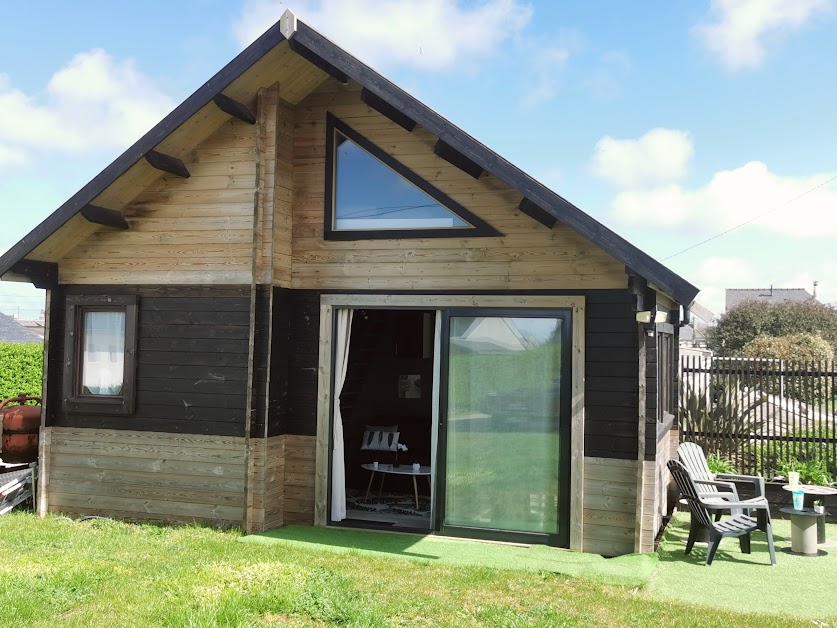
[325,114,500,240]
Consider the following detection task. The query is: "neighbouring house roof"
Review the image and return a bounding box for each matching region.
[0,312,42,343]
[0,10,699,306]
[725,288,816,311]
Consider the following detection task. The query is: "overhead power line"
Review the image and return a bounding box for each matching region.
[662,172,837,261]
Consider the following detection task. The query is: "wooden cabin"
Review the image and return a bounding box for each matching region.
[0,11,698,556]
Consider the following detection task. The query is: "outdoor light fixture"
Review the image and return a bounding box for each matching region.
[636,311,669,324]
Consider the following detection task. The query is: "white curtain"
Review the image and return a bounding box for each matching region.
[82,311,126,396]
[331,309,354,522]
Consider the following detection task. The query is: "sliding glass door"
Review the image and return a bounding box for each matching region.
[440,310,571,545]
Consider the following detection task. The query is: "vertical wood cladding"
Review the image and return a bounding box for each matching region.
[47,285,250,436]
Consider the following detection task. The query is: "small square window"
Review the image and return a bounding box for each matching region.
[63,295,137,415]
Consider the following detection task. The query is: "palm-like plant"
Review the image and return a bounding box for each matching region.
[679,376,768,470]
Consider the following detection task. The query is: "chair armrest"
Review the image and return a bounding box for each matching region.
[694,478,739,495]
[702,497,769,511]
[716,473,766,498]
[697,491,737,501]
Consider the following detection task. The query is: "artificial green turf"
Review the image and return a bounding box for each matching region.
[242,525,658,586]
[650,512,837,621]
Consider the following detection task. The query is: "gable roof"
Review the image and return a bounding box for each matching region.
[0,312,42,344]
[0,10,699,306]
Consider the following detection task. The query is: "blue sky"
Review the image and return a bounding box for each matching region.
[1,0,836,319]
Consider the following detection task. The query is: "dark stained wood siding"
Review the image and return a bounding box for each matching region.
[584,290,640,460]
[47,285,250,436]
[268,288,320,437]
[270,289,641,457]
[251,285,271,437]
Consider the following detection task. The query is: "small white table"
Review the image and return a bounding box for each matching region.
[361,463,432,509]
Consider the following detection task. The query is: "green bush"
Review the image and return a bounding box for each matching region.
[742,333,835,361]
[0,342,44,402]
[707,300,837,356]
[706,452,735,474]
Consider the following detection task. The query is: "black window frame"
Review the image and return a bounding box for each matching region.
[324,113,502,240]
[63,294,138,415]
[657,325,675,422]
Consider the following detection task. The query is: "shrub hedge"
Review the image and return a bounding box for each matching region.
[0,342,43,403]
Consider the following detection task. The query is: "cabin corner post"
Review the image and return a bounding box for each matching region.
[634,324,649,553]
[314,301,334,526]
[569,301,585,551]
[37,287,52,516]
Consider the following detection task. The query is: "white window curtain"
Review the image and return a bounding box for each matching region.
[331,309,354,522]
[82,311,126,396]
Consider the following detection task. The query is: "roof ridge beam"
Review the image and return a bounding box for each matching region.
[145,150,190,178]
[212,93,256,125]
[80,205,129,230]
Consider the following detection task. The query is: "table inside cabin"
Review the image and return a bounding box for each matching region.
[361,463,432,509]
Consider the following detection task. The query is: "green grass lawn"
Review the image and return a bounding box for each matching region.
[0,512,819,627]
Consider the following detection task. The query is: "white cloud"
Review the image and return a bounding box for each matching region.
[519,45,570,109]
[694,0,832,71]
[610,161,837,237]
[0,49,174,158]
[0,145,28,174]
[688,256,837,313]
[591,128,694,188]
[234,0,533,71]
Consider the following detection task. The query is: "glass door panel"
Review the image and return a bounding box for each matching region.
[443,314,567,539]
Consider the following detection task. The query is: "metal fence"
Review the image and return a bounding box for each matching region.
[679,355,837,479]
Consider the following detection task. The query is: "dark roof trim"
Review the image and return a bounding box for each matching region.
[0,24,287,279]
[290,20,698,305]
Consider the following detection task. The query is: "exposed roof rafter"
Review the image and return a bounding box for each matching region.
[360,88,415,132]
[80,204,129,230]
[145,150,190,178]
[434,140,483,179]
[212,93,256,125]
[518,198,558,229]
[10,260,58,289]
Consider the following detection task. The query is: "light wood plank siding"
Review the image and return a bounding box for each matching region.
[274,96,295,287]
[59,120,258,285]
[43,427,246,526]
[284,434,316,524]
[290,81,627,291]
[583,456,637,556]
[250,435,285,531]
